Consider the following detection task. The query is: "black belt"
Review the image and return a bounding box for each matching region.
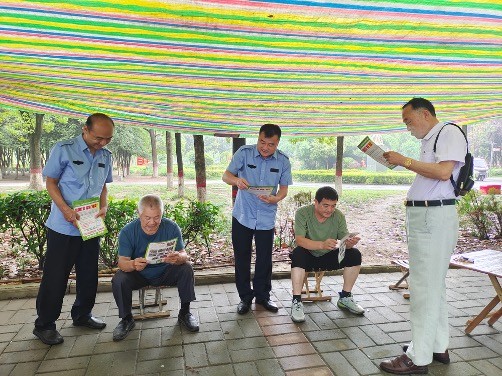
[405,199,457,207]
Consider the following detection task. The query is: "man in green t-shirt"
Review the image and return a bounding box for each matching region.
[290,186,364,323]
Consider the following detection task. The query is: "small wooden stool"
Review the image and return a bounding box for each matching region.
[389,260,410,299]
[132,285,171,320]
[302,271,332,302]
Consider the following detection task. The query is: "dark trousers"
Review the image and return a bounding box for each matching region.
[35,228,100,330]
[232,217,274,302]
[112,263,196,318]
[290,246,362,270]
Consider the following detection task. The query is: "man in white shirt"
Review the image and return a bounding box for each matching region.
[380,98,466,374]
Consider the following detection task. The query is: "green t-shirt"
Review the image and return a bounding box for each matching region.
[294,204,348,257]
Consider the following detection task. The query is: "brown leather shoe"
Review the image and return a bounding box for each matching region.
[403,345,450,364]
[380,354,428,374]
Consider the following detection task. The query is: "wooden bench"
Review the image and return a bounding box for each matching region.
[302,271,332,302]
[389,259,410,299]
[131,285,171,320]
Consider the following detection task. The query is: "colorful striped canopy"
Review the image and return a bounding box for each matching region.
[0,0,501,136]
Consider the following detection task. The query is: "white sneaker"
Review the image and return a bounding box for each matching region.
[291,300,305,323]
[337,294,365,315]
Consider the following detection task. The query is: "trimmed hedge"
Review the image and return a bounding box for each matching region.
[129,166,415,185]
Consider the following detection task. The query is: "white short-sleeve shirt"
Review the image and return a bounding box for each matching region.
[407,122,467,200]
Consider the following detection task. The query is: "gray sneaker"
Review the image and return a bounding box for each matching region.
[337,294,365,315]
[291,300,305,323]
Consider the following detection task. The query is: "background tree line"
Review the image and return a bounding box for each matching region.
[1,108,500,184]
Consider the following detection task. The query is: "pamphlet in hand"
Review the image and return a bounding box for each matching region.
[357,136,396,169]
[247,186,274,197]
[145,238,178,264]
[72,198,108,241]
[338,232,359,264]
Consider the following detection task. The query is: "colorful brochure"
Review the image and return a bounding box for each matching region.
[72,198,108,241]
[358,136,396,169]
[145,238,178,264]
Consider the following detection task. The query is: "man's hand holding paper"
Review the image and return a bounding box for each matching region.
[163,251,188,265]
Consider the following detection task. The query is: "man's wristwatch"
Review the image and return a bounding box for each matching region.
[403,158,412,168]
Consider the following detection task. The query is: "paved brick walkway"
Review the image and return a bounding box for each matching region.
[0,269,501,375]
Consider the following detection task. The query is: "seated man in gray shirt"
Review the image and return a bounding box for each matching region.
[111,194,198,341]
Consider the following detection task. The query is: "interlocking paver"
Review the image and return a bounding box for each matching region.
[341,349,381,376]
[272,342,317,357]
[286,366,334,376]
[267,332,308,347]
[453,346,499,361]
[184,342,209,368]
[470,360,502,376]
[206,340,232,365]
[428,361,482,376]
[321,351,360,376]
[232,361,262,376]
[136,356,184,373]
[278,354,325,371]
[0,269,499,375]
[230,346,276,363]
[312,338,357,353]
[36,355,90,373]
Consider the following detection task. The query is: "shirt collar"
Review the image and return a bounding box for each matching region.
[423,121,447,141]
[76,134,90,152]
[253,145,278,160]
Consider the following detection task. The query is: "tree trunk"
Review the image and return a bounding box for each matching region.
[193,135,206,202]
[335,136,344,196]
[27,113,44,190]
[147,129,159,178]
[165,131,173,188]
[175,132,184,197]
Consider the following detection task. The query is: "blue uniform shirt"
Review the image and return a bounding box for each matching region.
[43,134,113,236]
[118,218,185,282]
[227,144,292,230]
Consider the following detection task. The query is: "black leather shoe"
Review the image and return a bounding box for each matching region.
[237,300,251,315]
[112,318,135,341]
[403,344,450,364]
[33,328,64,345]
[178,312,199,332]
[73,316,106,329]
[256,299,279,313]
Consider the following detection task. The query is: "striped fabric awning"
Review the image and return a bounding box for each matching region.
[0,0,500,136]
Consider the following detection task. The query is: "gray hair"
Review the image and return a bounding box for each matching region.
[138,194,164,215]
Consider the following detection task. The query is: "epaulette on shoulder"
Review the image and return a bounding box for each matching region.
[101,147,112,155]
[59,140,74,146]
[277,150,290,159]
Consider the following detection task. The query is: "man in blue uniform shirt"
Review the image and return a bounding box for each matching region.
[111,194,198,341]
[222,123,292,314]
[33,113,114,345]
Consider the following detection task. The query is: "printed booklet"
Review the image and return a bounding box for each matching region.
[72,198,107,241]
[247,186,274,197]
[338,232,359,264]
[357,137,396,169]
[145,238,178,264]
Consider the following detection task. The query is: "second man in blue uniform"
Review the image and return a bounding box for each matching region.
[223,123,292,314]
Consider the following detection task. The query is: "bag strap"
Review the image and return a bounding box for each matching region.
[432,122,469,193]
[433,122,469,153]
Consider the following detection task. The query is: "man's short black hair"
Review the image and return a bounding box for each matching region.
[402,98,436,117]
[85,113,115,130]
[259,123,281,139]
[315,186,338,202]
